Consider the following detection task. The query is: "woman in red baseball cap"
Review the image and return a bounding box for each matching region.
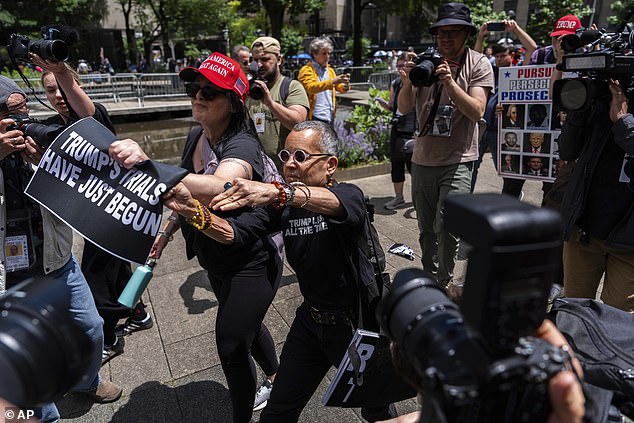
[110,52,281,423]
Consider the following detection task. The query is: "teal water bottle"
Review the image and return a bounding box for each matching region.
[118,258,156,308]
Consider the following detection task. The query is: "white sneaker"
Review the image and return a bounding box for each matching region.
[384,195,405,210]
[253,378,273,411]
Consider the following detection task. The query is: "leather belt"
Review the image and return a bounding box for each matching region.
[308,305,356,326]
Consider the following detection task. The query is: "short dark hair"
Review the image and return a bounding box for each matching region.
[491,44,510,55]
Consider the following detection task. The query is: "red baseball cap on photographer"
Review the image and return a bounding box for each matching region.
[179,52,249,103]
[549,15,581,37]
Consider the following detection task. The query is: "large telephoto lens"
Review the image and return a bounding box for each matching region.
[29,39,68,62]
[0,277,93,407]
[377,268,489,388]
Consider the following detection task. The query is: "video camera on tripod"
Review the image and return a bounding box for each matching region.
[378,194,571,423]
[553,23,634,112]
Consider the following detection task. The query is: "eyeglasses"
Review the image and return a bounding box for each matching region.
[278,149,330,163]
[184,83,223,101]
[436,29,465,39]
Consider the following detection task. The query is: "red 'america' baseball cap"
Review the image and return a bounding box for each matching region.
[179,52,249,102]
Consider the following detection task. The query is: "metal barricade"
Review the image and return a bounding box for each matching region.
[16,73,189,109]
[368,71,398,90]
[137,73,186,106]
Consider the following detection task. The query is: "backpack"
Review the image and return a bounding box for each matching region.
[548,297,634,421]
[279,76,292,106]
[335,187,389,332]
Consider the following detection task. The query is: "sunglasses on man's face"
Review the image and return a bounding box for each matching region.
[278,149,330,164]
[184,83,223,101]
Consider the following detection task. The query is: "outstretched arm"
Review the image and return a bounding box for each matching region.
[31,53,95,118]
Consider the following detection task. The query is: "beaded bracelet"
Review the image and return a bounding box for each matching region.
[186,199,213,231]
[271,181,287,209]
[290,182,311,208]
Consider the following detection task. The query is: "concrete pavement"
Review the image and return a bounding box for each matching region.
[58,153,545,423]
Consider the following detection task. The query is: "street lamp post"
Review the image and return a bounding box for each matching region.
[222,27,230,56]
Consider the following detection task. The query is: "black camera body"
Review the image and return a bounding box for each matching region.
[553,23,634,112]
[7,33,68,63]
[378,194,567,423]
[7,114,65,149]
[246,61,266,100]
[409,47,443,87]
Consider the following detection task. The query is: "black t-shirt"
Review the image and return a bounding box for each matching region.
[42,102,116,134]
[230,182,370,310]
[180,126,271,276]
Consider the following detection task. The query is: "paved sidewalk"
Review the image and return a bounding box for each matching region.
[59,154,545,423]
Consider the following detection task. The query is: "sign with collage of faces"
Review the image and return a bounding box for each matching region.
[497,64,565,182]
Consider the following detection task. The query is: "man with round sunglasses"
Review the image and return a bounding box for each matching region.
[397,2,494,286]
[246,37,309,170]
[277,148,330,163]
[110,52,282,423]
[155,121,398,422]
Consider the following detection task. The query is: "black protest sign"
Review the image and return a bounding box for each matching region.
[25,117,187,264]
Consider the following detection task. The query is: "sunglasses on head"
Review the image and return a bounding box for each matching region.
[184,82,223,101]
[278,149,330,163]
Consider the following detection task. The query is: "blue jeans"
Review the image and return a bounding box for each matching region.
[35,257,104,423]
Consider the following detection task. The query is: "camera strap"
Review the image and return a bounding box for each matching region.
[420,50,467,137]
[420,85,443,136]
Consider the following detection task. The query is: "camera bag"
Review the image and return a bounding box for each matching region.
[549,298,634,420]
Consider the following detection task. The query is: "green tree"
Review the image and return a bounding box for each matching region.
[280,27,304,56]
[344,37,371,61]
[524,0,592,46]
[608,0,634,26]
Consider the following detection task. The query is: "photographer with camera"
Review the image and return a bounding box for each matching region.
[558,77,634,313]
[246,37,309,170]
[298,37,350,126]
[0,76,121,421]
[396,2,494,285]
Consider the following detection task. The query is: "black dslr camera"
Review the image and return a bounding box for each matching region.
[7,34,68,63]
[0,277,94,407]
[409,47,443,87]
[7,25,79,64]
[553,23,634,112]
[8,115,65,149]
[378,194,568,423]
[246,61,266,100]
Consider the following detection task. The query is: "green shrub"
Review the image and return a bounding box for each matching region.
[335,87,392,168]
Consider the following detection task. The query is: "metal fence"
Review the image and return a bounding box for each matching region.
[17,69,393,107]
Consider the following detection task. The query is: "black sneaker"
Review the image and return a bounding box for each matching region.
[102,336,125,366]
[115,314,153,337]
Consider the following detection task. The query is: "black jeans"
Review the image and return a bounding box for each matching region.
[259,303,395,423]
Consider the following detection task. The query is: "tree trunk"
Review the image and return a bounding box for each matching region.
[262,0,285,40]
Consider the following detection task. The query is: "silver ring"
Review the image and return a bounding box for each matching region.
[11,137,17,144]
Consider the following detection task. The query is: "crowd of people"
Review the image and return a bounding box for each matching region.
[1,2,632,422]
